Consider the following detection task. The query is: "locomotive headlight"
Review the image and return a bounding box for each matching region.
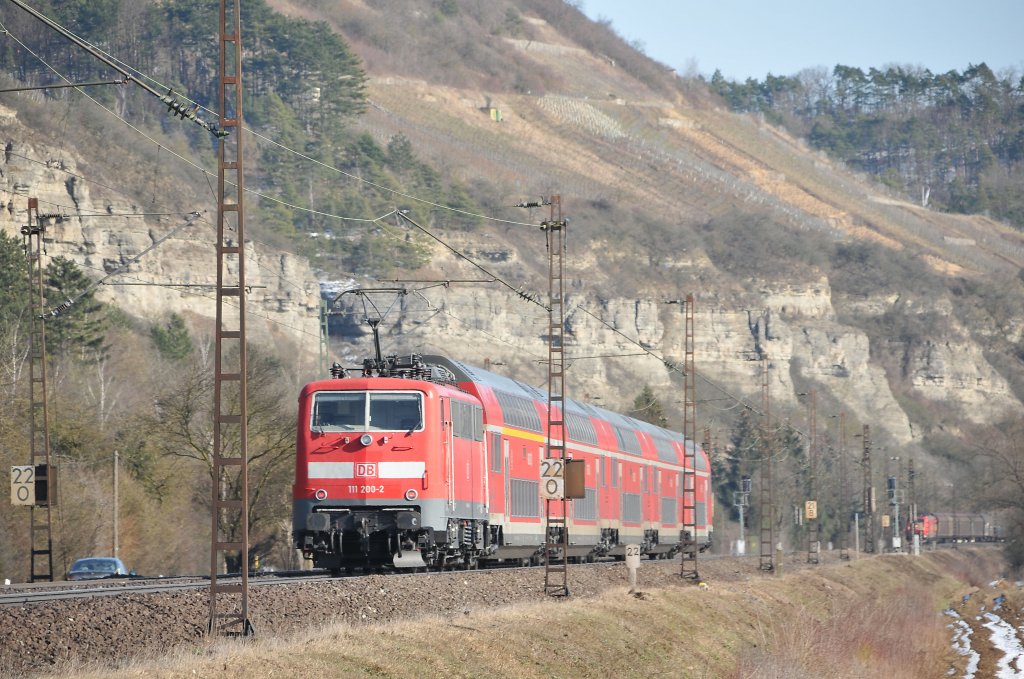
[404,489,418,501]
[314,488,328,500]
[359,434,373,446]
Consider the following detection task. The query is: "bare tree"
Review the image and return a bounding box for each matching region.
[975,422,1024,571]
[144,345,296,571]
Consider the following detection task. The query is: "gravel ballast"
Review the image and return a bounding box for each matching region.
[0,557,752,676]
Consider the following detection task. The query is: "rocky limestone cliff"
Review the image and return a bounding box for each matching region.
[0,103,321,363]
[327,243,1020,451]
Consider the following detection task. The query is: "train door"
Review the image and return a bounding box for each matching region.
[480,422,491,519]
[503,438,511,520]
[441,397,454,509]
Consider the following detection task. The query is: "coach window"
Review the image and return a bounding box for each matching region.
[489,432,502,473]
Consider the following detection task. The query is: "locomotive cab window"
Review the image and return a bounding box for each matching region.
[311,392,365,431]
[369,392,423,431]
[311,391,423,432]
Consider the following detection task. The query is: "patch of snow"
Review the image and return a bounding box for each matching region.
[981,611,1024,678]
[945,609,979,678]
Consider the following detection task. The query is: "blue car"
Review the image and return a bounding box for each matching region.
[67,557,130,581]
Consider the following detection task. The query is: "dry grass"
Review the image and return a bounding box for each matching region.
[731,583,949,678]
[36,549,1003,679]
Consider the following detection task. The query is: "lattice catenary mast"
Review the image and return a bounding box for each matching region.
[806,388,819,564]
[759,355,774,572]
[24,198,54,583]
[208,0,253,636]
[860,425,875,555]
[540,196,570,597]
[680,294,699,580]
[837,412,850,560]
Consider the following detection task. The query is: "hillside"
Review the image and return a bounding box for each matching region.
[291,3,1024,494]
[0,0,1022,576]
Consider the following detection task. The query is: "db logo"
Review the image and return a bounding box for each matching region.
[355,463,377,477]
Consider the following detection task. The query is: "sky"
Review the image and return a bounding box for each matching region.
[579,1,1024,82]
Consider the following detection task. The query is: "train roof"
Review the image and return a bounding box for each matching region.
[422,354,706,469]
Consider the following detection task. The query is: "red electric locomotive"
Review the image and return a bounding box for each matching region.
[292,353,713,571]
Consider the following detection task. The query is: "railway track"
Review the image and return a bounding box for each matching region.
[0,571,338,608]
[0,554,732,608]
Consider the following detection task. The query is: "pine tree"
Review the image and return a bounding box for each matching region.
[150,313,193,362]
[630,385,667,427]
[44,256,107,363]
[0,231,30,323]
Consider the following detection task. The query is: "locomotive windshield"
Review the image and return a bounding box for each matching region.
[311,391,423,432]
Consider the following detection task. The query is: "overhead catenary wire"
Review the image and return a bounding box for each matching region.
[1,0,226,137]
[0,185,197,219]
[71,258,322,342]
[42,210,204,317]
[393,210,547,308]
[409,288,547,360]
[2,152,334,349]
[1,154,333,347]
[0,78,128,93]
[0,162,318,315]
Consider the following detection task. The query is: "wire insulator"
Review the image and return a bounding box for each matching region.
[48,298,74,317]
